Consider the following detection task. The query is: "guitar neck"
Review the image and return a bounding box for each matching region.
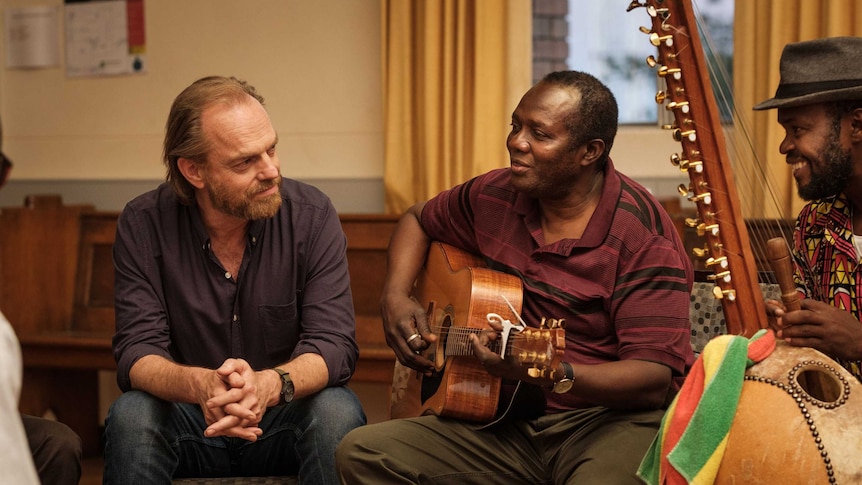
[636,0,767,336]
[441,325,564,374]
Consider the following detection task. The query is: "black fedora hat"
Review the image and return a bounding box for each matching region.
[753,36,862,110]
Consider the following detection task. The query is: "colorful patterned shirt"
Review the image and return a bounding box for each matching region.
[420,160,694,412]
[793,193,862,381]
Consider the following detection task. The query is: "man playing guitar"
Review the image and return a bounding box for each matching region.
[336,71,694,484]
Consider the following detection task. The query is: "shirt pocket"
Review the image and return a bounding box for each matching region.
[259,302,301,360]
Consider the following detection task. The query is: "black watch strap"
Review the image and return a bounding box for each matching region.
[274,367,295,405]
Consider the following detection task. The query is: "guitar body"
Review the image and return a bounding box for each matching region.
[390,241,523,422]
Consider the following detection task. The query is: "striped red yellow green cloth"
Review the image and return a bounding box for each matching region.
[638,329,775,484]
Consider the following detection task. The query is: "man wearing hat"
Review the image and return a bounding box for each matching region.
[757,36,862,383]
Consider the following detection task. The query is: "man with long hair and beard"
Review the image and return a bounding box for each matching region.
[758,37,862,384]
[104,76,365,484]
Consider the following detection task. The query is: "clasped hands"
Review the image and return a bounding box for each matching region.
[200,358,272,442]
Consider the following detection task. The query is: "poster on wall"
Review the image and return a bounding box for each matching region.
[4,6,61,69]
[64,0,145,77]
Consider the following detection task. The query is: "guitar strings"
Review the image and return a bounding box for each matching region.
[424,324,556,359]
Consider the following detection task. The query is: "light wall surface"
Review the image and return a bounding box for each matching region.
[0,0,686,213]
[0,0,384,207]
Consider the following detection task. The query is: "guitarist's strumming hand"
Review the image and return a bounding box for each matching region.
[381,293,438,374]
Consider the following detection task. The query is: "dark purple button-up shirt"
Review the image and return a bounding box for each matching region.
[112,180,358,392]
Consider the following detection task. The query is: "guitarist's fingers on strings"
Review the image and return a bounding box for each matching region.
[469,330,523,381]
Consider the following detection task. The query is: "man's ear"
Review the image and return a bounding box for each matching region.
[579,139,606,167]
[177,157,205,189]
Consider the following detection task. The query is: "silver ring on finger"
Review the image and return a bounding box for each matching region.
[406,333,422,345]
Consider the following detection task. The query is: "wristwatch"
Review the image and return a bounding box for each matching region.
[552,362,574,394]
[274,367,295,404]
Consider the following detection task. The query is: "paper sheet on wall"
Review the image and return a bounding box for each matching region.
[4,6,61,69]
[64,0,146,77]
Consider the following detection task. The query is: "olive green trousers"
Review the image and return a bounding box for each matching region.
[336,406,663,485]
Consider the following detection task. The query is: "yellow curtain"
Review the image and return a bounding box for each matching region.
[381,0,532,214]
[735,0,862,219]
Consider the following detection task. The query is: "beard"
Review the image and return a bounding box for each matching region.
[206,174,283,220]
[797,133,853,201]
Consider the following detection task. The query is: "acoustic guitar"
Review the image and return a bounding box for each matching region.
[390,241,565,423]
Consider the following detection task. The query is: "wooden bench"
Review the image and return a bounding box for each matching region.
[0,195,399,456]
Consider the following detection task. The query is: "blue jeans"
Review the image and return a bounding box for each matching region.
[103,386,365,485]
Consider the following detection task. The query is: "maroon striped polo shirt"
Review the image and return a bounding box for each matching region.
[421,160,694,411]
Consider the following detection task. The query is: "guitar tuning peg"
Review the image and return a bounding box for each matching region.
[533,366,553,378]
[677,183,691,197]
[647,56,659,69]
[522,351,542,363]
[684,217,701,228]
[639,26,652,35]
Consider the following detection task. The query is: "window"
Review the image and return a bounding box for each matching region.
[566,0,734,124]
